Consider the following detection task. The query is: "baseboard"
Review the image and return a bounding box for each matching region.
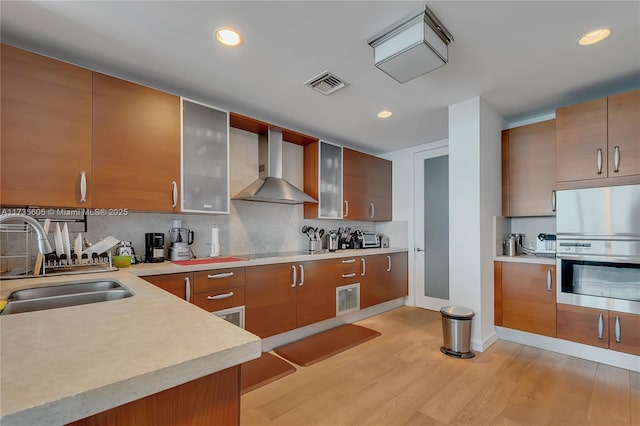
[496,326,640,372]
[261,298,405,352]
[472,329,498,353]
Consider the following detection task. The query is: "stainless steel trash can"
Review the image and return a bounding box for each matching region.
[440,306,475,359]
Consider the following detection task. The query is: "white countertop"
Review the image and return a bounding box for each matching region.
[131,247,409,276]
[0,270,261,426]
[494,254,556,265]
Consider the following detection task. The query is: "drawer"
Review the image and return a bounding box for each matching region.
[193,268,245,293]
[336,257,360,273]
[193,286,245,312]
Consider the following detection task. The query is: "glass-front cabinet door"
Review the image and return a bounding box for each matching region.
[181,99,229,213]
[319,141,343,218]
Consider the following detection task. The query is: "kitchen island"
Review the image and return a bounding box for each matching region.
[0,270,261,425]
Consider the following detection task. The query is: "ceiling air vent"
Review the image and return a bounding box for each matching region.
[304,71,349,95]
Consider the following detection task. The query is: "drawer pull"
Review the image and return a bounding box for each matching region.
[342,259,356,264]
[185,277,191,302]
[597,314,604,339]
[207,272,234,279]
[207,292,234,300]
[342,272,356,278]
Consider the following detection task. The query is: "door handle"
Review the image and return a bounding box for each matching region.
[171,181,178,208]
[551,190,556,212]
[546,268,552,292]
[614,316,621,343]
[291,265,297,287]
[387,255,391,272]
[79,171,87,203]
[184,276,191,302]
[415,248,424,252]
[597,314,604,339]
[298,265,304,286]
[613,146,620,173]
[344,200,349,217]
[370,203,375,219]
[596,149,603,175]
[361,258,366,276]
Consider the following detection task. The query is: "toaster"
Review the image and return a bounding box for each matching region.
[362,233,381,248]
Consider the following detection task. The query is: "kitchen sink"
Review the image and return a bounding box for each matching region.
[1,279,134,315]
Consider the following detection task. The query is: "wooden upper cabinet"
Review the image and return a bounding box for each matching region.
[92,73,180,211]
[1,44,93,207]
[556,97,608,183]
[502,120,556,217]
[343,148,392,221]
[608,89,640,178]
[501,262,556,337]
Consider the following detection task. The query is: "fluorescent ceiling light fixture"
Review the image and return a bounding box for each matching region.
[377,110,393,119]
[216,28,242,46]
[368,6,453,84]
[578,28,611,46]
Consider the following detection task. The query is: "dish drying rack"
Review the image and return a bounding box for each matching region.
[42,252,115,276]
[0,223,34,277]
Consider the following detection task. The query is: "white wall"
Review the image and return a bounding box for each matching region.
[448,97,504,351]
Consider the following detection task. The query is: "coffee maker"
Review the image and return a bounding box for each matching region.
[169,220,194,261]
[145,233,165,263]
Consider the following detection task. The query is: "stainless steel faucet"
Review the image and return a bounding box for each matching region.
[0,214,53,254]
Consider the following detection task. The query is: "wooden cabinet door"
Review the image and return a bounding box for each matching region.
[296,259,336,327]
[93,73,180,211]
[1,44,93,207]
[608,89,640,178]
[343,148,370,220]
[608,310,640,356]
[385,252,408,301]
[369,155,392,221]
[501,263,556,337]
[502,120,556,216]
[143,273,191,301]
[557,304,609,349]
[360,255,388,309]
[245,264,297,338]
[556,97,607,182]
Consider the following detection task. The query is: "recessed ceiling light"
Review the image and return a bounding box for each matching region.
[578,28,611,46]
[377,110,393,119]
[216,28,242,46]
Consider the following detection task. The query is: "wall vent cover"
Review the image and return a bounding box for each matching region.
[304,71,349,95]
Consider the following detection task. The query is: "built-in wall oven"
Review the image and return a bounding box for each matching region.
[556,185,640,315]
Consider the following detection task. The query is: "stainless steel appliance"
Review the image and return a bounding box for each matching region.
[169,227,194,261]
[145,233,165,263]
[556,185,640,314]
[362,233,381,248]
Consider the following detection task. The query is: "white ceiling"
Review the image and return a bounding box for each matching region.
[1,1,639,154]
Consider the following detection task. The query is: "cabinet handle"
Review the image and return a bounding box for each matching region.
[342,259,356,264]
[551,190,556,212]
[614,316,621,343]
[79,171,87,203]
[342,272,356,278]
[207,292,234,300]
[387,255,391,272]
[597,314,604,339]
[546,268,552,292]
[299,265,304,286]
[613,146,620,173]
[171,181,178,208]
[207,272,234,279]
[185,276,191,302]
[370,203,375,219]
[361,258,366,276]
[344,200,349,217]
[291,265,297,287]
[596,149,603,175]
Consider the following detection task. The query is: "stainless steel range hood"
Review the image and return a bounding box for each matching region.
[233,128,318,204]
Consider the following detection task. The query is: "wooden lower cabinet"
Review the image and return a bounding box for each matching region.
[557,304,610,349]
[361,253,408,309]
[245,260,337,337]
[67,366,240,426]
[557,304,640,355]
[499,262,556,337]
[143,273,191,301]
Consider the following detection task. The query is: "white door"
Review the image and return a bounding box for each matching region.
[414,147,449,311]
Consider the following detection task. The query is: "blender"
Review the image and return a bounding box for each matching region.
[169,220,194,261]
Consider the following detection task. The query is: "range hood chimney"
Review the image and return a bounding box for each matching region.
[232,128,318,204]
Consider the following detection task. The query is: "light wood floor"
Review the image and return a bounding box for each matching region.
[241,306,640,426]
